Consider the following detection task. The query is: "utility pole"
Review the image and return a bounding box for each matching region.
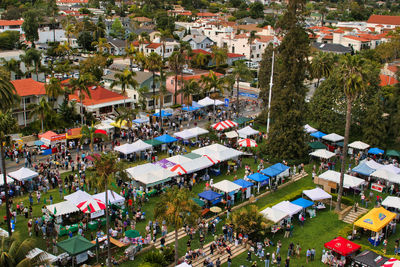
[266,50,275,134]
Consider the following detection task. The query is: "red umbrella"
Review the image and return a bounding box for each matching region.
[95,129,107,136]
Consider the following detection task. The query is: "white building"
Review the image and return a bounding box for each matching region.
[0,20,23,34]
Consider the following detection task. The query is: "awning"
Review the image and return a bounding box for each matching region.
[370,169,400,184]
[27,248,57,263]
[183,153,202,159]
[352,163,376,176]
[155,134,178,144]
[360,159,383,170]
[234,117,252,125]
[368,147,385,155]
[169,156,213,174]
[167,155,192,164]
[46,201,80,216]
[324,236,360,256]
[64,190,93,206]
[309,149,336,159]
[188,127,209,136]
[322,133,344,143]
[212,120,238,131]
[66,127,82,139]
[354,207,396,232]
[291,198,313,208]
[57,236,95,256]
[174,129,197,140]
[153,159,176,169]
[310,131,326,138]
[212,180,242,193]
[93,190,125,205]
[248,172,269,182]
[144,139,163,146]
[318,170,365,189]
[8,167,39,181]
[132,169,177,187]
[303,187,331,201]
[237,126,259,138]
[198,96,216,106]
[225,130,239,139]
[153,110,172,117]
[387,150,400,158]
[260,207,289,223]
[198,190,222,201]
[272,201,302,216]
[76,198,106,213]
[308,141,326,150]
[233,179,254,188]
[382,196,400,210]
[349,141,370,150]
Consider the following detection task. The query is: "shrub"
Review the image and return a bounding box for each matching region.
[331,193,355,206]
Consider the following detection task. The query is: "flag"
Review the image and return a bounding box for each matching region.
[83,183,87,191]
[111,182,117,189]
[54,207,57,215]
[43,198,46,204]
[63,188,66,194]
[87,204,92,213]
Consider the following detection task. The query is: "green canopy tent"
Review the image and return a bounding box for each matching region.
[183,153,202,159]
[125,229,140,238]
[192,198,205,207]
[144,139,163,146]
[387,150,400,157]
[233,117,252,125]
[57,236,95,266]
[308,141,326,150]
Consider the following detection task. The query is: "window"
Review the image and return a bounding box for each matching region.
[134,95,137,100]
[164,95,172,103]
[148,100,154,107]
[171,79,174,85]
[259,45,261,49]
[24,97,31,104]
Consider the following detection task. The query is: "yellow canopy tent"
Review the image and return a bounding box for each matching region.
[110,120,129,129]
[354,207,396,232]
[66,128,82,140]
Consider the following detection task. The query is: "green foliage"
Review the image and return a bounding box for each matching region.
[22,9,40,46]
[77,31,95,51]
[249,2,264,19]
[330,193,355,207]
[155,11,175,33]
[0,31,20,50]
[110,18,125,39]
[142,250,167,266]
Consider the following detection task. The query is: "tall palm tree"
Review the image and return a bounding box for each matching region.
[124,43,137,70]
[110,69,138,107]
[155,29,173,60]
[61,15,77,47]
[201,70,225,113]
[168,51,183,105]
[80,122,108,152]
[310,52,335,87]
[247,31,259,62]
[91,37,111,54]
[145,52,163,111]
[28,97,53,132]
[139,32,150,52]
[1,59,23,79]
[0,74,18,110]
[20,48,42,81]
[211,45,228,68]
[179,79,199,106]
[89,152,125,267]
[45,77,63,108]
[134,51,147,70]
[136,86,149,111]
[194,53,209,68]
[335,54,368,211]
[229,61,252,115]
[0,111,17,236]
[115,106,137,132]
[0,232,47,266]
[154,186,201,264]
[155,69,167,128]
[69,73,94,125]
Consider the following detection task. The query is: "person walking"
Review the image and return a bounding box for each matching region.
[311,248,316,261]
[306,249,311,263]
[265,252,270,267]
[285,257,290,267]
[227,256,232,267]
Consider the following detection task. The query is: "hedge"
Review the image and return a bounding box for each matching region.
[331,193,356,206]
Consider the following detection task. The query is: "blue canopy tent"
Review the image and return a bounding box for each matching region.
[248,173,270,193]
[34,140,44,146]
[182,106,199,112]
[192,101,204,108]
[198,190,222,205]
[291,198,314,209]
[155,134,178,144]
[233,179,254,188]
[368,147,384,155]
[133,118,149,124]
[153,110,172,117]
[352,163,376,176]
[261,167,282,177]
[310,131,327,139]
[270,163,290,172]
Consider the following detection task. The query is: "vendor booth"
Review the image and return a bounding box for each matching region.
[167,155,192,165]
[93,190,125,206]
[260,207,289,223]
[46,201,80,223]
[237,126,259,138]
[233,179,254,199]
[317,170,365,192]
[169,156,214,175]
[351,250,389,267]
[370,169,400,184]
[212,180,242,194]
[155,134,177,144]
[76,198,106,219]
[27,248,57,264]
[129,168,177,188]
[174,129,197,140]
[368,148,385,155]
[382,196,400,211]
[64,190,93,206]
[198,190,222,206]
[57,235,95,266]
[238,138,257,148]
[324,236,361,265]
[308,141,326,150]
[349,141,370,151]
[291,198,315,218]
[66,127,82,140]
[114,140,152,155]
[211,120,238,131]
[352,163,376,176]
[188,127,209,136]
[310,131,326,139]
[309,149,336,160]
[322,133,344,143]
[272,201,302,217]
[248,172,270,193]
[38,131,66,146]
[8,167,38,182]
[192,144,243,162]
[354,207,396,246]
[360,159,383,170]
[303,187,332,210]
[225,131,239,139]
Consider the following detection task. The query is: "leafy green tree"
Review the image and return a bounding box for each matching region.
[249,2,265,19]
[58,100,79,125]
[45,77,63,107]
[155,11,175,33]
[193,53,209,68]
[110,69,138,107]
[211,45,228,68]
[80,123,108,152]
[78,31,95,51]
[94,15,106,41]
[336,54,369,211]
[1,58,22,80]
[145,52,163,110]
[263,0,310,161]
[22,9,40,47]
[115,106,136,130]
[69,73,94,124]
[124,44,137,70]
[0,31,20,50]
[20,48,42,81]
[28,97,54,132]
[154,187,201,264]
[179,79,200,105]
[61,15,77,47]
[361,94,386,147]
[79,55,110,82]
[310,52,335,87]
[110,18,125,39]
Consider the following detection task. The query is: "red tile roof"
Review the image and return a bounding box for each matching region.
[322,35,333,40]
[227,53,245,58]
[69,85,129,106]
[368,15,400,26]
[343,35,370,42]
[380,74,398,86]
[192,49,212,55]
[146,43,162,49]
[197,12,218,17]
[357,33,382,41]
[333,29,345,33]
[132,17,152,22]
[387,65,398,73]
[11,79,46,97]
[57,0,88,3]
[0,20,23,26]
[257,35,274,43]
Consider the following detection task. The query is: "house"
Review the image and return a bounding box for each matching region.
[312,42,352,54]
[367,15,400,29]
[107,37,126,55]
[131,17,153,26]
[103,70,173,110]
[0,50,46,81]
[380,74,398,86]
[227,53,246,65]
[68,85,133,117]
[182,35,215,51]
[0,20,23,34]
[10,79,63,127]
[56,0,88,6]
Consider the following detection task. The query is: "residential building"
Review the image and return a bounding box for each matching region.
[0,50,46,81]
[0,20,23,34]
[56,0,88,7]
[107,37,126,56]
[182,35,215,51]
[312,42,352,54]
[367,15,400,29]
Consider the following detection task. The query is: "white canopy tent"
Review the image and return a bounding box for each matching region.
[188,127,209,136]
[303,187,332,201]
[174,129,197,140]
[170,156,214,174]
[0,176,15,186]
[309,149,336,159]
[322,133,344,143]
[349,141,370,150]
[214,99,224,106]
[380,164,400,174]
[114,140,152,155]
[272,201,303,216]
[95,120,115,132]
[126,163,163,178]
[167,155,192,165]
[260,207,289,223]
[131,139,153,151]
[304,124,317,133]
[8,167,38,182]
[93,190,125,206]
[0,227,9,237]
[212,180,242,193]
[192,145,243,162]
[27,248,57,263]
[225,131,238,139]
[318,170,366,188]
[176,262,192,267]
[46,201,80,216]
[370,169,400,184]
[198,97,215,106]
[132,169,177,188]
[360,159,383,170]
[64,190,93,205]
[382,196,400,210]
[237,126,259,138]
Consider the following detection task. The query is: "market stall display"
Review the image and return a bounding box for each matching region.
[309,149,336,160]
[46,201,80,217]
[324,236,360,256]
[272,201,302,216]
[57,236,95,266]
[8,167,38,182]
[260,207,289,223]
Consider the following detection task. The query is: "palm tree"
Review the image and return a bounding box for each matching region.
[145,52,163,111]
[91,37,111,54]
[110,69,138,107]
[211,45,228,68]
[154,186,201,264]
[139,32,150,52]
[61,15,77,47]
[80,122,108,152]
[45,77,63,108]
[201,70,225,113]
[28,97,53,132]
[247,31,259,62]
[135,52,147,70]
[20,48,42,81]
[0,232,47,266]
[1,59,23,79]
[0,111,17,236]
[226,205,269,240]
[136,86,149,111]
[155,29,173,60]
[194,53,209,68]
[89,152,125,267]
[124,43,137,70]
[155,69,168,128]
[179,79,199,106]
[0,74,18,110]
[115,106,137,132]
[168,51,183,105]
[335,54,368,211]
[229,61,252,115]
[311,52,335,87]
[69,73,94,125]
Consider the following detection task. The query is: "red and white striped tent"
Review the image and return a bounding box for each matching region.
[383,259,400,267]
[170,164,187,175]
[76,198,106,213]
[211,120,238,131]
[238,138,258,147]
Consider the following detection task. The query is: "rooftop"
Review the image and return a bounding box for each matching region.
[367,15,400,26]
[68,85,129,106]
[11,79,46,97]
